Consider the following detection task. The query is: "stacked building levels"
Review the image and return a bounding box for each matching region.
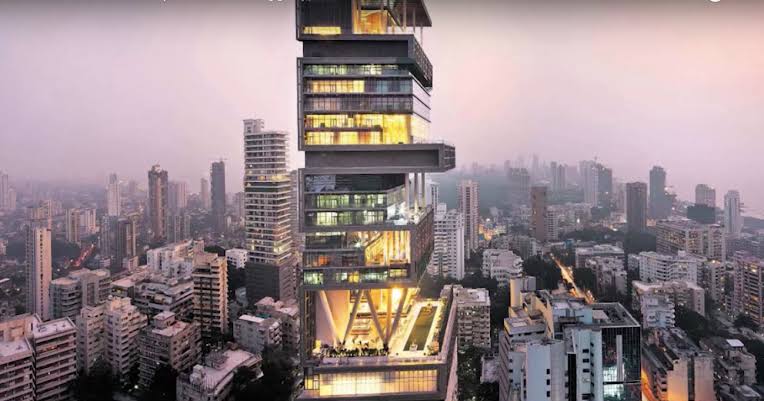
[296,1,458,399]
[632,280,705,328]
[233,314,282,354]
[573,244,624,269]
[447,285,491,351]
[243,118,296,303]
[0,315,77,401]
[700,337,757,388]
[635,251,703,284]
[459,179,480,252]
[253,296,300,355]
[655,219,726,261]
[138,311,201,389]
[482,248,523,284]
[50,268,111,320]
[429,203,465,280]
[191,252,229,340]
[583,256,627,296]
[498,289,641,401]
[641,328,714,401]
[731,251,764,331]
[103,297,148,380]
[176,349,262,401]
[111,268,195,321]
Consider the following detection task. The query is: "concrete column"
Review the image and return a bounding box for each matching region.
[414,173,420,213]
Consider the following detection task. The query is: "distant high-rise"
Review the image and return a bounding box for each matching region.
[507,168,531,206]
[65,208,81,245]
[107,173,121,216]
[200,177,211,210]
[166,211,191,244]
[459,179,480,253]
[550,162,566,192]
[210,160,226,233]
[626,182,648,233]
[429,203,465,280]
[724,190,743,238]
[579,160,599,206]
[1,170,11,210]
[695,184,716,209]
[26,224,52,321]
[148,165,169,242]
[115,214,139,268]
[243,119,294,303]
[596,164,613,209]
[168,181,188,213]
[649,166,670,219]
[530,186,548,243]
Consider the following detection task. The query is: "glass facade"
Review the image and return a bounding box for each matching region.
[298,1,454,400]
[303,369,438,397]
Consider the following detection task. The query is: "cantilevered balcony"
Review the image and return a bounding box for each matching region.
[304,142,454,173]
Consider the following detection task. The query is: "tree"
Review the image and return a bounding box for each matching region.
[228,264,246,298]
[675,307,713,343]
[71,361,116,401]
[457,346,498,401]
[140,365,178,401]
[572,268,597,295]
[204,245,226,257]
[734,314,758,331]
[232,348,296,401]
[623,232,656,255]
[522,256,561,290]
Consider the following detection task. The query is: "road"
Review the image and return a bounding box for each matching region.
[550,254,595,304]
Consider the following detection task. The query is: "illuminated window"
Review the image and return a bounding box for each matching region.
[305,114,427,145]
[303,26,341,35]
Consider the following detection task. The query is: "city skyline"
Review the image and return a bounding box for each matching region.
[3,0,764,212]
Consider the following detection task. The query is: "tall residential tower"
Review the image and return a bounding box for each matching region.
[148,165,169,242]
[211,160,227,234]
[296,2,457,400]
[243,119,295,303]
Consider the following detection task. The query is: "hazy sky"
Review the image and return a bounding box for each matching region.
[2,0,764,213]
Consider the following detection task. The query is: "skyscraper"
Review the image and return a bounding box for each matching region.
[296,2,457,399]
[168,180,188,213]
[459,179,480,253]
[530,186,548,242]
[210,160,226,233]
[580,160,599,206]
[65,208,81,245]
[596,164,612,209]
[649,165,670,219]
[429,203,465,280]
[0,170,11,210]
[695,184,716,209]
[507,167,530,206]
[148,165,169,242]
[724,190,743,238]
[26,225,52,321]
[243,119,294,303]
[550,162,566,192]
[200,177,211,210]
[626,182,648,233]
[107,173,121,217]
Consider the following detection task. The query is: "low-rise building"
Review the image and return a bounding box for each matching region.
[632,280,705,319]
[252,297,300,355]
[50,268,111,320]
[574,244,624,269]
[642,328,715,401]
[176,349,262,401]
[482,249,523,284]
[699,337,757,387]
[234,315,281,354]
[584,256,627,295]
[0,314,77,401]
[225,249,248,270]
[656,219,726,261]
[636,251,704,284]
[138,311,201,388]
[447,285,491,350]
